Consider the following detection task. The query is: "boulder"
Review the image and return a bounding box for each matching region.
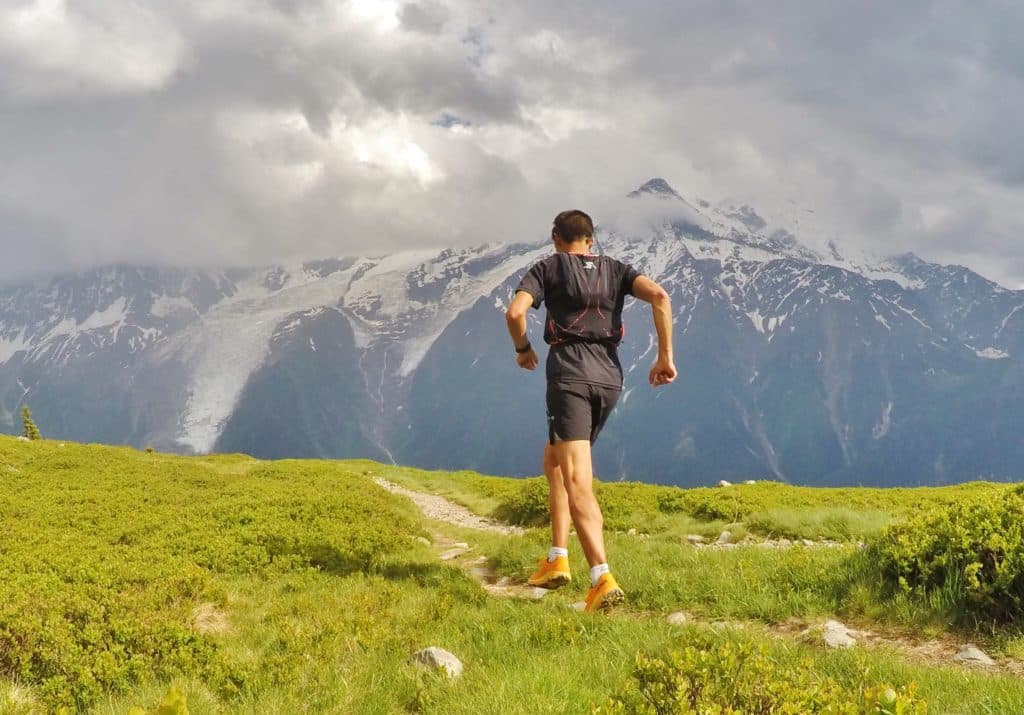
[716,531,734,545]
[716,480,733,488]
[686,534,705,545]
[667,612,688,626]
[822,620,856,649]
[954,644,995,667]
[410,647,464,678]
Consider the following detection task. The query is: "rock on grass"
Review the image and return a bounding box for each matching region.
[410,647,464,678]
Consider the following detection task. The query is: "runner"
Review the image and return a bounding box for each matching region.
[505,209,676,611]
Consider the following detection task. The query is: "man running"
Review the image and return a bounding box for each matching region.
[505,209,676,612]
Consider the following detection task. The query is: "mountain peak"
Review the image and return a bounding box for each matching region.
[628,178,683,200]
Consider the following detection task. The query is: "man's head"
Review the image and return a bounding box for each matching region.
[552,210,594,252]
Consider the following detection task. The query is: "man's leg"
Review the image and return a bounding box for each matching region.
[551,439,606,566]
[528,444,574,588]
[543,443,571,550]
[553,438,623,611]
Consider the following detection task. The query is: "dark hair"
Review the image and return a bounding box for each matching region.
[552,210,594,243]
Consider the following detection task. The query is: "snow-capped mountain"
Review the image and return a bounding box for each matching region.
[3,179,1023,486]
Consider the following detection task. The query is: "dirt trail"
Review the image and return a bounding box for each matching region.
[377,475,1024,676]
[374,477,523,535]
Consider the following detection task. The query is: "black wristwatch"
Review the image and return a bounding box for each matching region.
[515,341,532,354]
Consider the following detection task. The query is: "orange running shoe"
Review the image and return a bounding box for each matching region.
[527,555,572,589]
[584,573,624,612]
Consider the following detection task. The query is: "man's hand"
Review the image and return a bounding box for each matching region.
[648,356,677,386]
[516,347,539,370]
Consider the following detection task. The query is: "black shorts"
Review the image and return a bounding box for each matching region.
[546,381,621,445]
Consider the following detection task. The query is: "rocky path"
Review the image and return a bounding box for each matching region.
[374,477,524,535]
[376,475,1024,677]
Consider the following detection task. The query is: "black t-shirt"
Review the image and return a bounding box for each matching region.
[516,253,641,389]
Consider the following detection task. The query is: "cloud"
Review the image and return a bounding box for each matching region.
[400,1,450,34]
[1,0,1023,287]
[0,0,187,99]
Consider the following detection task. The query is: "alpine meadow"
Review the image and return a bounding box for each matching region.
[3,435,1024,713]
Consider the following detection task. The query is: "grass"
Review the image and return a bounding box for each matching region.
[2,436,1024,713]
[383,465,1014,543]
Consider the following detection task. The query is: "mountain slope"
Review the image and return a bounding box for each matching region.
[1,179,1022,485]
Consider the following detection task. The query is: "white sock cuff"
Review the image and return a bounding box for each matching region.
[547,547,569,562]
[590,563,610,585]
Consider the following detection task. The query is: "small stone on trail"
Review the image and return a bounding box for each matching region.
[415,536,431,546]
[954,644,995,666]
[717,531,734,545]
[801,539,815,546]
[530,588,549,600]
[627,528,637,536]
[667,612,688,626]
[453,542,469,549]
[439,548,469,561]
[716,480,733,488]
[823,620,856,649]
[410,647,464,678]
[686,534,705,545]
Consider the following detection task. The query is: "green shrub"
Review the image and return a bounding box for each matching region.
[599,639,926,714]
[20,406,40,441]
[872,485,1024,623]
[0,443,419,710]
[493,477,550,526]
[129,685,190,715]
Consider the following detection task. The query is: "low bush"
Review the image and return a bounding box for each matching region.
[600,639,926,714]
[871,484,1024,624]
[493,477,551,526]
[0,441,419,711]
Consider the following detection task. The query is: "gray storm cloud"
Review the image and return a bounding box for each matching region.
[1,0,1023,287]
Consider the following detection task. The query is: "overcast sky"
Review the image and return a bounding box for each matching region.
[2,0,1023,287]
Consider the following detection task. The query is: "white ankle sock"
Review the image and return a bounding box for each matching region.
[590,563,610,585]
[547,546,569,562]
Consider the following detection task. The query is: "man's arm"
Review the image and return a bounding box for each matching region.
[506,290,539,370]
[631,275,677,386]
